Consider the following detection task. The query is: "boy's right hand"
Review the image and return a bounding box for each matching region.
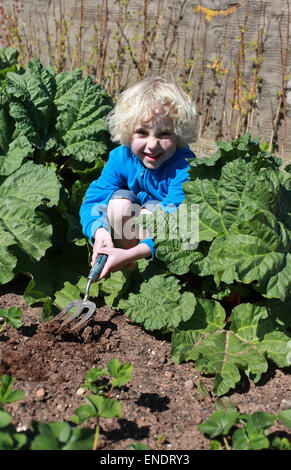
[92,227,114,266]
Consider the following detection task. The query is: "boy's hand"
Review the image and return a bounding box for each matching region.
[92,242,151,281]
[94,246,136,280]
[92,227,114,266]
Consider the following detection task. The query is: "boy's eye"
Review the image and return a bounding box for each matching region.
[133,128,173,138]
[135,129,147,136]
[159,131,173,137]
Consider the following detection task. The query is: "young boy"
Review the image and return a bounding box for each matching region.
[79,77,197,279]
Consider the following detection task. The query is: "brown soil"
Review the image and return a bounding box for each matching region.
[0,276,290,451]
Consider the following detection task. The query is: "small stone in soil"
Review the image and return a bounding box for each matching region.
[164,371,174,379]
[185,379,194,390]
[36,388,45,399]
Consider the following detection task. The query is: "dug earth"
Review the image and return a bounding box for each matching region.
[0,277,290,450]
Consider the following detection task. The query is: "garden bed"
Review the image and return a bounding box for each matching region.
[0,276,290,451]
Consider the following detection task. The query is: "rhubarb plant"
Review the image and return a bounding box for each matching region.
[118,133,291,396]
[0,48,113,315]
[0,48,290,399]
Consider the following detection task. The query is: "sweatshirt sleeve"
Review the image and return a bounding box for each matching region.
[79,147,128,243]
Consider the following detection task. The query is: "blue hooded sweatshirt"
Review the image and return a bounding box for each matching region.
[79,144,195,257]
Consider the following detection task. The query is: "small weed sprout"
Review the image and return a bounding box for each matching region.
[0,307,23,334]
[71,358,133,450]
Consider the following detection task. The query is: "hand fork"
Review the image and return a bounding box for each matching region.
[54,254,108,329]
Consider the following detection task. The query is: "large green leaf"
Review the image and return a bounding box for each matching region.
[53,277,100,311]
[53,282,82,311]
[7,58,56,149]
[0,100,33,176]
[172,303,291,396]
[251,168,291,229]
[196,133,281,170]
[6,57,113,163]
[119,274,196,331]
[156,240,203,275]
[201,211,291,301]
[0,161,61,283]
[184,156,255,241]
[0,48,19,82]
[55,76,113,162]
[139,207,201,275]
[184,150,288,243]
[171,298,226,363]
[0,48,19,68]
[0,135,33,176]
[264,297,291,328]
[100,269,132,308]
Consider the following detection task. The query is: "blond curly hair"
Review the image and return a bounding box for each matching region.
[106,77,197,147]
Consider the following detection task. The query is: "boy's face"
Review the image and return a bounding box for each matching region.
[130,111,177,169]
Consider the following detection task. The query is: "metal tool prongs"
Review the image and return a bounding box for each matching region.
[54,254,108,329]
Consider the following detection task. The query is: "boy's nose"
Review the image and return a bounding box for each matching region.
[147,135,160,150]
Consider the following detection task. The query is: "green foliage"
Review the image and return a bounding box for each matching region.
[0,48,19,83]
[0,375,26,406]
[172,302,290,396]
[80,358,133,395]
[0,373,94,450]
[0,307,23,332]
[0,162,61,285]
[5,57,112,162]
[116,133,291,396]
[0,362,132,450]
[198,409,239,439]
[30,422,94,450]
[0,411,28,450]
[72,358,133,450]
[0,47,114,315]
[53,277,100,311]
[71,395,122,425]
[0,375,27,450]
[0,49,290,407]
[119,274,196,331]
[198,404,291,450]
[107,358,134,389]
